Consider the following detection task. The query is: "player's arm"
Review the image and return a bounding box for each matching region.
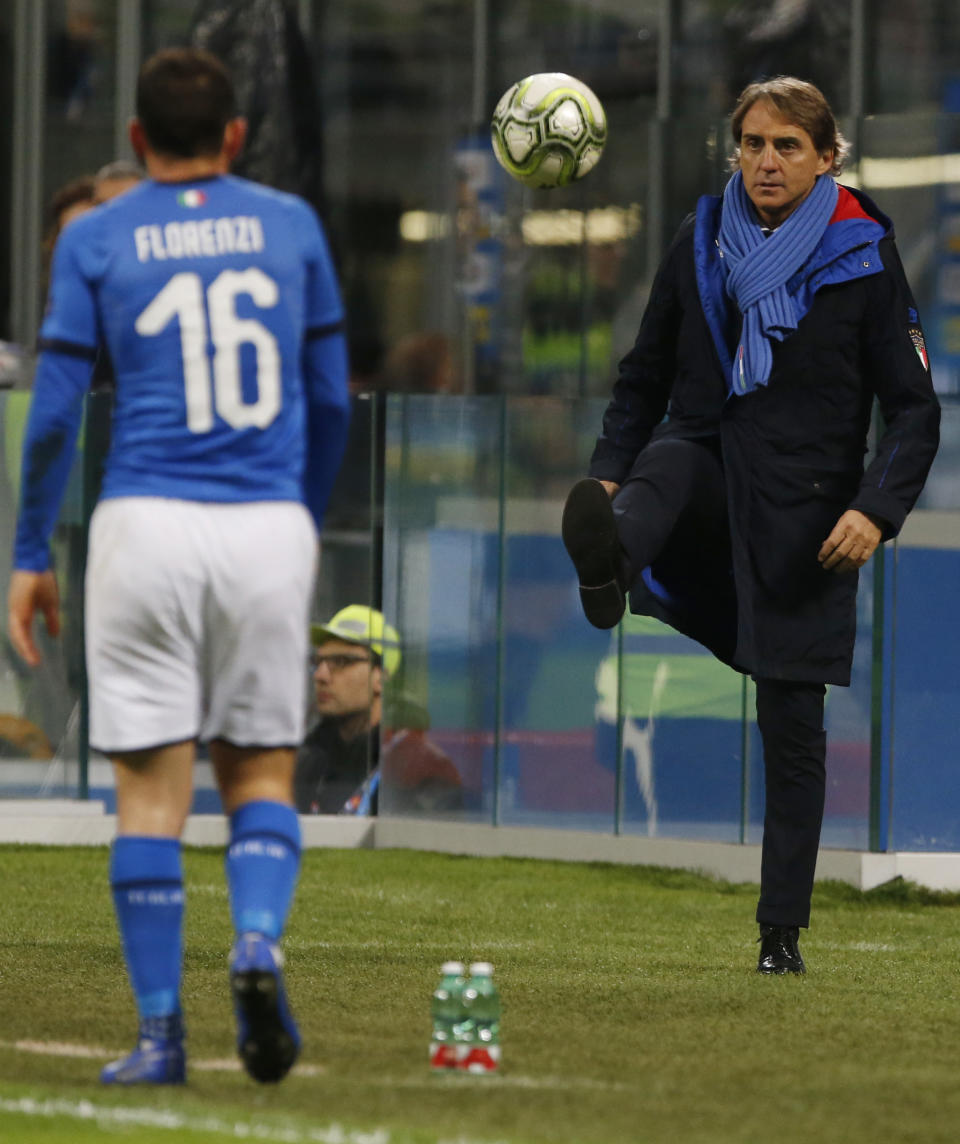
[299,203,351,530]
[9,222,98,665]
[302,323,350,529]
[9,349,95,664]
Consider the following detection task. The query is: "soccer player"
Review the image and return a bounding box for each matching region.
[7,48,350,1084]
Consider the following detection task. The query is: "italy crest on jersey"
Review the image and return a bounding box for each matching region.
[177,189,207,208]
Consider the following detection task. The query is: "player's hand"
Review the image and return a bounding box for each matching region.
[598,480,620,499]
[8,569,61,667]
[818,510,883,574]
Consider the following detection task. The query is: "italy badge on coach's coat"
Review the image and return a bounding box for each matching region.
[910,325,929,370]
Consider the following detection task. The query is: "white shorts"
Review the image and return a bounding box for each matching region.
[85,497,318,754]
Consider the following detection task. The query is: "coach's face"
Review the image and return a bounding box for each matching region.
[312,638,382,720]
[738,99,834,227]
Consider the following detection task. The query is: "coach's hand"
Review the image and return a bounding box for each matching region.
[818,510,883,574]
[8,569,61,667]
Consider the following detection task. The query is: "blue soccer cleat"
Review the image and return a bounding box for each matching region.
[230,932,300,1083]
[100,1015,186,1085]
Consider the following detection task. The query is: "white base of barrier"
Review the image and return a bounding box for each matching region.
[2,802,959,892]
[0,802,375,850]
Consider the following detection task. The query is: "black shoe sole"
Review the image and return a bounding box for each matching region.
[562,478,626,629]
[757,960,806,975]
[231,969,299,1084]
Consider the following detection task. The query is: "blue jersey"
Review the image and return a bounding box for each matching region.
[15,175,350,571]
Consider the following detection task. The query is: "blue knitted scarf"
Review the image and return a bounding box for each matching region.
[718,171,838,395]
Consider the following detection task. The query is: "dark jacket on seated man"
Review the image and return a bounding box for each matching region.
[295,714,379,814]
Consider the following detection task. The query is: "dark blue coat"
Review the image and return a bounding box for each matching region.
[588,185,941,684]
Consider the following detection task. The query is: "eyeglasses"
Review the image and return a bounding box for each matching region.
[311,653,372,672]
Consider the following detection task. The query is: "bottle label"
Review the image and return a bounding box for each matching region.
[430,1041,459,1070]
[460,1044,501,1074]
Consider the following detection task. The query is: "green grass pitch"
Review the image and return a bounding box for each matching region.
[2,845,960,1143]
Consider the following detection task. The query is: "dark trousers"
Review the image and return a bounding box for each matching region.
[613,437,730,582]
[754,678,827,929]
[611,438,828,930]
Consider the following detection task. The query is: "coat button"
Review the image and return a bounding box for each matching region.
[862,261,870,268]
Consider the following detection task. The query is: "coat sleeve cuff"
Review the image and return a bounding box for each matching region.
[849,488,908,540]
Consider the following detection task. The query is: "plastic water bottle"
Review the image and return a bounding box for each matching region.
[458,961,501,1074]
[430,961,465,1070]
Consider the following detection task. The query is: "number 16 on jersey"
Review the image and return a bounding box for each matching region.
[136,267,282,433]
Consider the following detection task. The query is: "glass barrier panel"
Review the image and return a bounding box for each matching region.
[888,398,960,849]
[380,394,504,821]
[496,397,615,830]
[856,110,960,849]
[317,393,381,622]
[618,613,746,843]
[295,393,382,817]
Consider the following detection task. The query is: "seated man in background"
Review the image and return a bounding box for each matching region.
[295,604,394,814]
[295,605,462,816]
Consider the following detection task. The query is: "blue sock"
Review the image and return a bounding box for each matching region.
[109,837,184,1023]
[226,801,301,941]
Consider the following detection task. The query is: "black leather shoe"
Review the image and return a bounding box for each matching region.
[757,925,806,975]
[561,478,627,630]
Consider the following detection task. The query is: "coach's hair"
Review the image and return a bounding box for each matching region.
[136,47,237,158]
[728,76,850,176]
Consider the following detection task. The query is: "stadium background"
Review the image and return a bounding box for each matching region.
[0,0,959,866]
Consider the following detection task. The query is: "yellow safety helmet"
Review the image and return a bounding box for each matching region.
[310,605,402,677]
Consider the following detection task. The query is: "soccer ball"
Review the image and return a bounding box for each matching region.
[490,72,607,189]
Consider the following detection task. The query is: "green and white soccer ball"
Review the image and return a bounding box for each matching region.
[490,72,607,189]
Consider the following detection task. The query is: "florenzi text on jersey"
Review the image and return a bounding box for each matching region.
[134,215,265,262]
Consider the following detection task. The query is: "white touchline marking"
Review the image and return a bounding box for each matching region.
[0,1040,324,1076]
[368,1074,630,1092]
[818,942,897,953]
[6,1040,108,1060]
[0,1097,388,1143]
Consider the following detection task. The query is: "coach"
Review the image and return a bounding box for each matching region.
[562,76,940,973]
